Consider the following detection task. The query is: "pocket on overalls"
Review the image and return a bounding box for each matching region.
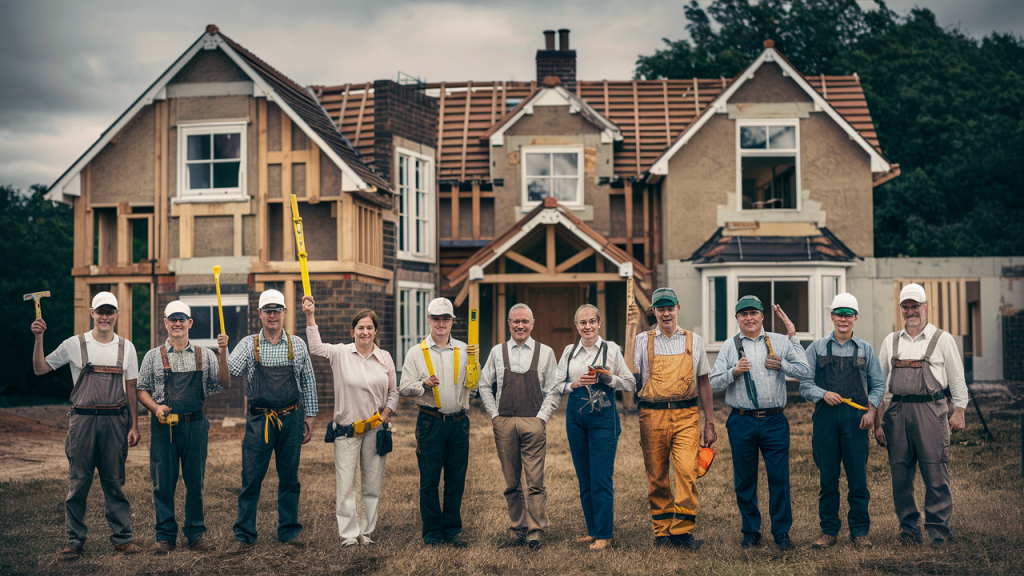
[415,417,432,455]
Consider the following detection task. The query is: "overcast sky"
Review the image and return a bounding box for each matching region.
[2,0,1022,193]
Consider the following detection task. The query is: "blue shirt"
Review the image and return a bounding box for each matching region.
[228,330,318,417]
[710,330,813,410]
[799,332,886,408]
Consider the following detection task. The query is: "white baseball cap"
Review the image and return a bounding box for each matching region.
[829,293,859,313]
[899,283,926,304]
[91,291,118,310]
[164,301,191,318]
[259,289,287,310]
[427,297,454,318]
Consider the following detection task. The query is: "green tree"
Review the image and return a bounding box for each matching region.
[1,183,76,403]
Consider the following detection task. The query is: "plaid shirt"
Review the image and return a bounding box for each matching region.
[228,330,318,416]
[137,339,223,403]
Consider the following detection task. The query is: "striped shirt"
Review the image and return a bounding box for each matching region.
[710,329,813,410]
[228,330,318,417]
[633,327,711,390]
[137,339,223,403]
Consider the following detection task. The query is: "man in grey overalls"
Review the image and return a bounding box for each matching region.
[137,301,230,554]
[874,283,969,547]
[31,291,142,558]
[479,303,559,549]
[226,289,318,552]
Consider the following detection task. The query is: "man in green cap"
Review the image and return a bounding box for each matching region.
[710,295,812,551]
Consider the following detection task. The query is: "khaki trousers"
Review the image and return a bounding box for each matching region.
[492,416,547,540]
[639,406,700,536]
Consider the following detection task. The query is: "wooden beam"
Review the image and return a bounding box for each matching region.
[942,280,951,333]
[505,250,548,275]
[480,273,623,284]
[74,277,89,334]
[353,82,370,149]
[497,256,506,344]
[283,280,296,334]
[642,183,650,269]
[652,186,661,270]
[258,98,269,262]
[454,278,471,308]
[282,110,294,262]
[625,179,634,257]
[84,165,93,267]
[460,81,472,181]
[596,258,606,339]
[178,203,194,259]
[471,181,480,240]
[468,280,480,318]
[546,225,556,273]
[451,185,460,240]
[307,141,320,204]
[154,100,162,261]
[631,81,641,175]
[116,202,130,266]
[555,247,595,273]
[117,282,131,341]
[958,278,968,337]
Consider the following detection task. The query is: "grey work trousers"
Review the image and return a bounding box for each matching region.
[492,416,548,540]
[65,411,133,547]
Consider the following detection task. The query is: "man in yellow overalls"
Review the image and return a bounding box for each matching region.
[633,288,717,549]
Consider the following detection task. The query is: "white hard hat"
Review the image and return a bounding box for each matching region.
[829,293,859,313]
[91,291,118,310]
[899,283,926,304]
[164,300,191,318]
[427,297,454,318]
[259,289,287,310]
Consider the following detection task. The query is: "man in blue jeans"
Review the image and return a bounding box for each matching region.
[710,295,813,551]
[799,293,885,550]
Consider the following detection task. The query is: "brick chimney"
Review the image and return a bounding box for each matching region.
[536,29,576,92]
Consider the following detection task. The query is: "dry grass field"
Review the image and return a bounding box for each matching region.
[1,395,1022,576]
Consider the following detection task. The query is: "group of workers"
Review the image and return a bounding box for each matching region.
[29,280,967,558]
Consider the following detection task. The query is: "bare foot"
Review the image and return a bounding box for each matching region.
[589,539,611,550]
[576,535,595,544]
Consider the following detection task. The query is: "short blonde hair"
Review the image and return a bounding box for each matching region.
[574,303,602,324]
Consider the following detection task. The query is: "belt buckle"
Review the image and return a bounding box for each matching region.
[755,410,766,418]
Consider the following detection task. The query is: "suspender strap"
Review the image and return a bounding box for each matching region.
[159,344,204,372]
[501,341,510,372]
[420,339,461,408]
[923,329,944,361]
[734,333,760,410]
[255,331,294,365]
[79,334,89,365]
[196,345,203,370]
[116,337,124,368]
[160,346,171,371]
[79,333,124,368]
[529,343,541,372]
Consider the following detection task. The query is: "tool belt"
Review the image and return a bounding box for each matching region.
[324,411,384,441]
[733,407,784,418]
[418,405,467,422]
[70,404,126,416]
[639,399,698,410]
[250,403,299,443]
[160,411,203,424]
[891,392,946,403]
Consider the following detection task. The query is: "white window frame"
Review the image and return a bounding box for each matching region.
[736,119,800,212]
[396,281,435,363]
[700,264,847,351]
[396,147,435,262]
[520,145,585,209]
[176,121,248,202]
[177,294,249,351]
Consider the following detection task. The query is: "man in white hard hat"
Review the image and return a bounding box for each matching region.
[873,283,968,547]
[136,301,231,554]
[31,291,142,558]
[226,289,318,552]
[800,293,886,550]
[399,297,475,547]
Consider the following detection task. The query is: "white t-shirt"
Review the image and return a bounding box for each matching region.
[46,332,140,389]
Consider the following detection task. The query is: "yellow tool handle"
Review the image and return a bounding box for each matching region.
[467,308,480,389]
[34,301,41,320]
[213,265,225,335]
[290,195,312,297]
[765,334,775,356]
[841,398,868,411]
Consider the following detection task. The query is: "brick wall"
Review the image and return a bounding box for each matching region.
[372,80,438,186]
[1004,311,1024,380]
[536,50,577,92]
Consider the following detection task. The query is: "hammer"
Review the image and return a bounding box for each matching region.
[24,291,51,319]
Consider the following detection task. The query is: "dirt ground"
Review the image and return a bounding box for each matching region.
[1,385,1022,576]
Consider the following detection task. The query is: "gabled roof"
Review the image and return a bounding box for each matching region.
[483,82,622,147]
[689,224,857,266]
[649,41,891,177]
[47,25,390,205]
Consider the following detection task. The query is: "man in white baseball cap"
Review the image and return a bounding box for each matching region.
[31,291,142,557]
[800,293,886,550]
[226,288,318,552]
[136,301,231,553]
[399,297,476,547]
[874,283,968,547]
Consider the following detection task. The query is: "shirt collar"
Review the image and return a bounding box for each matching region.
[509,336,535,350]
[426,334,454,350]
[739,328,765,342]
[827,331,857,346]
[164,339,194,353]
[349,342,384,363]
[571,337,605,358]
[259,329,288,345]
[900,323,935,342]
[655,326,685,340]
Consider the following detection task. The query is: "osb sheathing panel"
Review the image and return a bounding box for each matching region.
[267,101,282,152]
[193,216,233,257]
[292,163,306,197]
[662,114,735,260]
[800,112,873,256]
[320,150,341,197]
[90,105,155,204]
[268,165,282,198]
[730,63,813,104]
[300,202,337,261]
[169,217,180,259]
[291,121,307,150]
[168,49,248,84]
[242,214,256,256]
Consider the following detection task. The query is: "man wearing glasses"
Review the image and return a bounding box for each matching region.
[799,294,885,550]
[479,303,559,550]
[31,291,142,558]
[136,301,231,554]
[399,298,474,547]
[873,283,968,547]
[225,289,318,553]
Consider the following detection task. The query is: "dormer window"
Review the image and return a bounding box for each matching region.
[522,146,584,208]
[738,121,798,210]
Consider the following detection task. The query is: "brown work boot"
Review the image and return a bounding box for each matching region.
[189,537,215,552]
[58,544,82,560]
[589,539,611,550]
[151,541,175,555]
[852,535,873,549]
[576,535,595,544]
[113,542,142,554]
[811,534,837,549]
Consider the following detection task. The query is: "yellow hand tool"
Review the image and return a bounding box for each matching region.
[23,291,50,319]
[290,194,312,297]
[841,398,868,411]
[213,266,225,335]
[466,308,480,390]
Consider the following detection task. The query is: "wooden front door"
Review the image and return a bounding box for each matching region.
[521,285,580,358]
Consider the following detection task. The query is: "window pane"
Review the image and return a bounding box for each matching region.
[737,280,771,327]
[711,276,728,341]
[187,134,210,160]
[554,178,578,202]
[741,156,796,209]
[525,153,550,176]
[399,156,406,187]
[222,304,249,352]
[552,152,578,176]
[191,306,213,340]
[212,162,240,188]
[768,126,796,149]
[822,276,839,336]
[188,163,211,189]
[740,126,767,149]
[213,133,241,159]
[774,280,809,333]
[527,178,551,202]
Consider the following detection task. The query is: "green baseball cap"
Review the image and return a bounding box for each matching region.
[735,295,764,314]
[652,287,679,308]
